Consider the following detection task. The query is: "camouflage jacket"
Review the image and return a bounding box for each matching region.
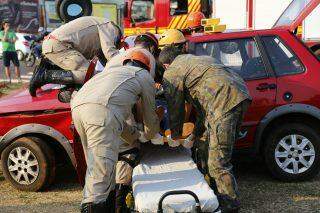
[163,54,251,138]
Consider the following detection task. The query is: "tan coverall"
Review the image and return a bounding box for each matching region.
[71,65,160,204]
[105,47,156,186]
[42,16,120,84]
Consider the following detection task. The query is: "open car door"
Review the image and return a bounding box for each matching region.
[272,0,320,31]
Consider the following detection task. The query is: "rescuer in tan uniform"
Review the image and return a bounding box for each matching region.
[29,16,122,97]
[71,50,160,213]
[105,33,160,212]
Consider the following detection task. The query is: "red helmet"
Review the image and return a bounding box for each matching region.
[123,49,151,71]
[187,12,205,28]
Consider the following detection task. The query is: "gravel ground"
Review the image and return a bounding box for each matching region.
[0,155,319,213]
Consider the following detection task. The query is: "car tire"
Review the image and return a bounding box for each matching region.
[264,123,320,181]
[1,137,56,191]
[58,0,92,23]
[16,50,25,61]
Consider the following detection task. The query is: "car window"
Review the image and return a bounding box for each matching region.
[261,36,304,76]
[132,0,154,23]
[195,38,267,80]
[170,0,188,16]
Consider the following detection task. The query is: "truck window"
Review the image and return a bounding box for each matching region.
[261,36,304,76]
[195,38,267,80]
[170,0,188,16]
[132,0,154,22]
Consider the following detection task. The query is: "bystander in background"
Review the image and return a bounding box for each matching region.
[0,20,21,83]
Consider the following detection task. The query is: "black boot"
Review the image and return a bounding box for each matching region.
[115,184,131,213]
[80,202,107,213]
[106,189,116,213]
[217,194,240,213]
[29,67,74,97]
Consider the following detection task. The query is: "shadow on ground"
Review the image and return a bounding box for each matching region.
[0,154,319,212]
[233,154,320,213]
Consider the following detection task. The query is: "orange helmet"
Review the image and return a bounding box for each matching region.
[187,12,205,28]
[123,50,151,71]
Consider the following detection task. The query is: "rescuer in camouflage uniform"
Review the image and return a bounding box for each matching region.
[159,47,251,212]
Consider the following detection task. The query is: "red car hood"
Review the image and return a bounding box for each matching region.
[0,85,70,115]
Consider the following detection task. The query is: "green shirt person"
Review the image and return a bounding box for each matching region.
[0,20,21,83]
[0,28,17,52]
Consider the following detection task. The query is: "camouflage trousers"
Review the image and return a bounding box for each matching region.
[207,101,249,200]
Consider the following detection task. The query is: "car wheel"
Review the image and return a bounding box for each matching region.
[58,0,92,23]
[1,137,56,191]
[16,50,25,61]
[264,123,320,181]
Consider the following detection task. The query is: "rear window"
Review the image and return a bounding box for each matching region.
[170,0,188,16]
[261,36,304,76]
[131,0,155,22]
[194,38,268,80]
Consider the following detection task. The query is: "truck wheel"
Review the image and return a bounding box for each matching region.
[1,137,56,191]
[264,123,320,181]
[58,0,92,23]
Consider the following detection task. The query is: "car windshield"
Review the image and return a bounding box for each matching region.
[273,0,311,28]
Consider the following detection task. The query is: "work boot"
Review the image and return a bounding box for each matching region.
[115,184,131,213]
[29,66,74,97]
[106,189,116,213]
[80,202,107,213]
[217,194,240,213]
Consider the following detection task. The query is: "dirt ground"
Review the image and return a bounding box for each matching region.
[0,155,319,213]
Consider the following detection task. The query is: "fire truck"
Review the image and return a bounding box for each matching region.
[55,0,212,35]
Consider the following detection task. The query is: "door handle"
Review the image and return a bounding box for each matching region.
[256,83,276,91]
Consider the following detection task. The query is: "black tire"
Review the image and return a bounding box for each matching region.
[55,0,63,21]
[16,50,25,61]
[1,137,56,191]
[264,123,320,181]
[26,53,36,67]
[58,0,92,23]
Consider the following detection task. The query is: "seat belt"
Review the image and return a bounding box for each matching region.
[84,56,99,83]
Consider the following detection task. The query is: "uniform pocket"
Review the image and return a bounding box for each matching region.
[82,105,107,127]
[85,115,105,126]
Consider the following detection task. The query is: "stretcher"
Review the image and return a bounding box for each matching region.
[132,144,220,212]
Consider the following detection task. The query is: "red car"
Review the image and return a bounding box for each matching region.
[0,0,320,191]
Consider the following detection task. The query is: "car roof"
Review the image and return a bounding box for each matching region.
[187,28,290,42]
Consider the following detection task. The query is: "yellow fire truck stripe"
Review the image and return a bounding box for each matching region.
[171,16,182,29]
[178,0,200,28]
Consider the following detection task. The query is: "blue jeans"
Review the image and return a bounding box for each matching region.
[156,99,170,132]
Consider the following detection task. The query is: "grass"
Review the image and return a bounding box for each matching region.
[0,82,25,97]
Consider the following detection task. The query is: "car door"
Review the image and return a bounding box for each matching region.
[191,36,277,147]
